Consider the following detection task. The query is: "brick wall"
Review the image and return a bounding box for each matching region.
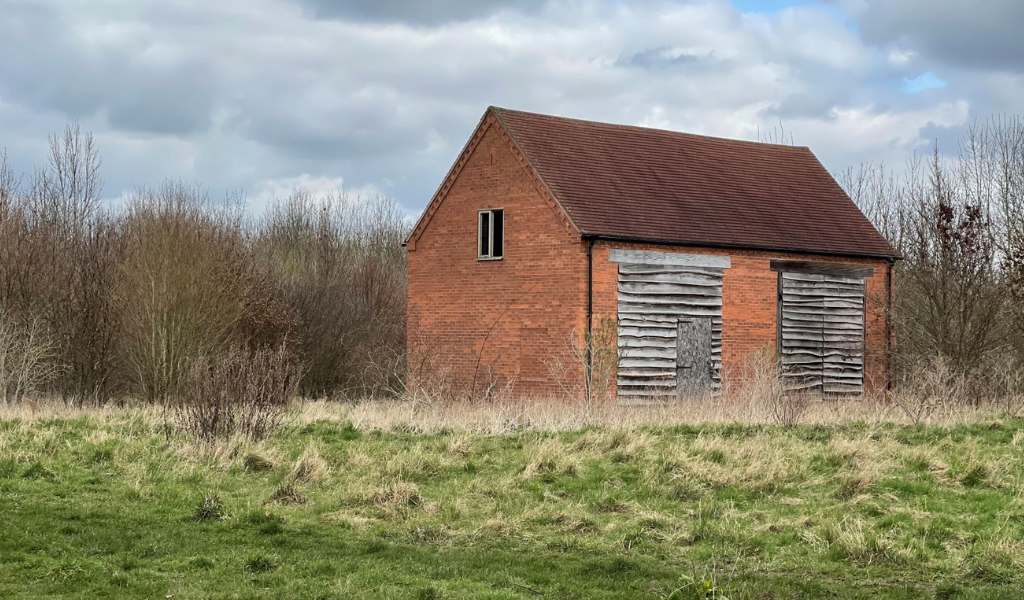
[590,241,892,397]
[406,117,588,396]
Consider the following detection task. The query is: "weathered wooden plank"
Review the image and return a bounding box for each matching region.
[618,326,682,337]
[782,320,862,331]
[621,317,722,330]
[611,249,731,269]
[617,371,676,379]
[781,276,864,287]
[782,296,863,308]
[619,282,723,296]
[618,386,674,394]
[618,294,723,307]
[620,347,676,359]
[771,259,874,278]
[619,357,676,369]
[617,269,723,280]
[618,304,723,317]
[618,377,676,387]
[619,270,723,282]
[782,307,865,318]
[781,272,865,284]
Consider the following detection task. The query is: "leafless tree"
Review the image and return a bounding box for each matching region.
[840,116,1024,387]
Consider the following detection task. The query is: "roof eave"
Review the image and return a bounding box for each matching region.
[581,233,901,262]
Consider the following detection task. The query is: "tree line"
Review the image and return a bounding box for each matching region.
[0,124,408,407]
[840,116,1024,400]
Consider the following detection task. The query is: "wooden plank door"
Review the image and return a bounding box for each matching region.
[778,271,866,398]
[616,262,724,399]
[676,317,713,397]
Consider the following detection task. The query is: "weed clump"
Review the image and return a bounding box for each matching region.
[243,553,278,573]
[193,494,226,522]
[243,452,274,473]
[372,482,422,508]
[289,444,328,484]
[522,439,579,480]
[243,510,286,535]
[269,482,307,506]
[960,464,988,488]
[21,461,55,480]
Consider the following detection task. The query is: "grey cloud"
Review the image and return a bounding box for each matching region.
[615,47,708,70]
[0,2,218,136]
[294,0,549,24]
[853,0,1024,72]
[238,100,433,161]
[917,120,970,154]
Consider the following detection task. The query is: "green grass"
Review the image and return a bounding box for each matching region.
[1,411,1023,599]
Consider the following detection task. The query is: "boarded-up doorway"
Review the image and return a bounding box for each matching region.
[676,317,713,397]
[772,260,871,398]
[611,249,730,401]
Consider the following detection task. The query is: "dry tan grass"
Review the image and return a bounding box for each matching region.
[0,384,1012,436]
[289,442,329,484]
[296,393,1006,434]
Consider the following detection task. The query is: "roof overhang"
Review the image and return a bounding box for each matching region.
[584,233,901,263]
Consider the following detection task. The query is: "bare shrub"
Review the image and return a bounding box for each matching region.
[0,125,125,404]
[117,183,251,402]
[0,314,60,403]
[5,126,415,404]
[733,348,809,428]
[174,344,300,441]
[984,355,1024,417]
[257,189,408,398]
[841,118,1024,385]
[889,356,968,424]
[548,318,622,408]
[403,323,462,403]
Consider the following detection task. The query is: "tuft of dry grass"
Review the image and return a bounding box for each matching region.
[523,438,580,480]
[289,442,329,484]
[268,482,307,506]
[371,481,423,509]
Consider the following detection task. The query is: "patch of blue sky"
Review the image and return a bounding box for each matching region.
[730,0,857,32]
[902,72,948,94]
[731,0,810,14]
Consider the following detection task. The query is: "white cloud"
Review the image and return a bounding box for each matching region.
[0,0,1011,218]
[887,47,916,68]
[786,100,971,166]
[247,173,385,213]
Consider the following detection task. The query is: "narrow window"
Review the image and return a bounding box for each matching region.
[491,209,503,258]
[478,209,504,259]
[479,211,490,257]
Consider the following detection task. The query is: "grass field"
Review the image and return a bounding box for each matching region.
[1,401,1023,599]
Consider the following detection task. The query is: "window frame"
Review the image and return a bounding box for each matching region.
[477,208,505,260]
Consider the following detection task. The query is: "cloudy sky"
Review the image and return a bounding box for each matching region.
[1,0,1020,215]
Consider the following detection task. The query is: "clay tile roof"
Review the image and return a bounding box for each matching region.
[491,107,896,259]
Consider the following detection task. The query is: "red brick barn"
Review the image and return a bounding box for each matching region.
[405,107,897,400]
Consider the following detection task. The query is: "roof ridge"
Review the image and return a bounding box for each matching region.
[489,106,810,151]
